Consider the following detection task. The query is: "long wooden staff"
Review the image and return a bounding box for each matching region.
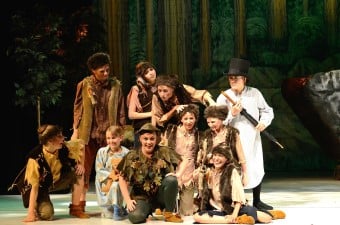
[220,91,284,149]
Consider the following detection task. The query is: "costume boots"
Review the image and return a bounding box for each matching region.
[69,204,90,218]
[268,210,286,219]
[252,183,273,211]
[79,200,86,212]
[163,211,183,223]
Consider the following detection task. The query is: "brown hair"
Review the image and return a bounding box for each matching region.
[135,61,155,78]
[212,142,234,160]
[204,105,229,120]
[38,124,63,145]
[155,74,179,89]
[178,104,200,121]
[156,74,192,104]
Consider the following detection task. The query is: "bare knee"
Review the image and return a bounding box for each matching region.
[257,211,272,223]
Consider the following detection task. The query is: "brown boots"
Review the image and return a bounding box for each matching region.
[268,209,286,219]
[163,211,183,223]
[79,200,86,212]
[69,204,90,218]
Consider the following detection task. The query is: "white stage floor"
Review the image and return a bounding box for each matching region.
[1,175,339,225]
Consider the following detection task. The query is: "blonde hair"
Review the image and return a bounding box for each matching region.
[106,125,124,136]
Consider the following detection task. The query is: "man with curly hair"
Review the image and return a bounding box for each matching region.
[71,52,126,212]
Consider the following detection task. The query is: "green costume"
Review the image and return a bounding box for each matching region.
[117,146,181,223]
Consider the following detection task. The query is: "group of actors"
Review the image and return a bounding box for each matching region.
[15,53,286,224]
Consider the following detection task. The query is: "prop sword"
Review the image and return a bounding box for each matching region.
[220,91,284,149]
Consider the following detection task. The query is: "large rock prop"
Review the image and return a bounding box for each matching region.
[282,70,340,161]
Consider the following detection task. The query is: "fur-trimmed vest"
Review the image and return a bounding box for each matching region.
[203,126,240,166]
[27,147,53,191]
[78,76,122,144]
[9,145,75,208]
[163,124,201,161]
[200,164,236,214]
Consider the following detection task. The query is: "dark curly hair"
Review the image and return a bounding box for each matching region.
[87,52,111,71]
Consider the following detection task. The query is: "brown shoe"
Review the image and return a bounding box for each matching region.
[235,214,255,224]
[69,204,90,219]
[163,211,183,223]
[79,201,86,212]
[268,210,286,219]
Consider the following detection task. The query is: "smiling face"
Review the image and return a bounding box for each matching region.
[206,117,224,133]
[157,85,175,102]
[212,152,228,170]
[106,130,123,152]
[139,132,157,157]
[180,112,196,132]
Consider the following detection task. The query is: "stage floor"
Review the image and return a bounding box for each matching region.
[1,175,339,225]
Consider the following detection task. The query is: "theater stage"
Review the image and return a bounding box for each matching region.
[1,173,339,225]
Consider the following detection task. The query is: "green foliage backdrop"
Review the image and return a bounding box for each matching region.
[8,0,339,185]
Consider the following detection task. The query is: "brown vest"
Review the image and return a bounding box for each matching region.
[78,76,121,144]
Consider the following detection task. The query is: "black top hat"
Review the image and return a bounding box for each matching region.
[137,123,160,134]
[225,58,250,76]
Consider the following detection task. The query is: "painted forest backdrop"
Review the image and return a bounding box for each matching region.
[4,0,339,194]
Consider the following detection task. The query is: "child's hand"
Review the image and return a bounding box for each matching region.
[23,212,38,222]
[109,170,119,181]
[126,199,137,212]
[75,164,85,175]
[175,104,188,113]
